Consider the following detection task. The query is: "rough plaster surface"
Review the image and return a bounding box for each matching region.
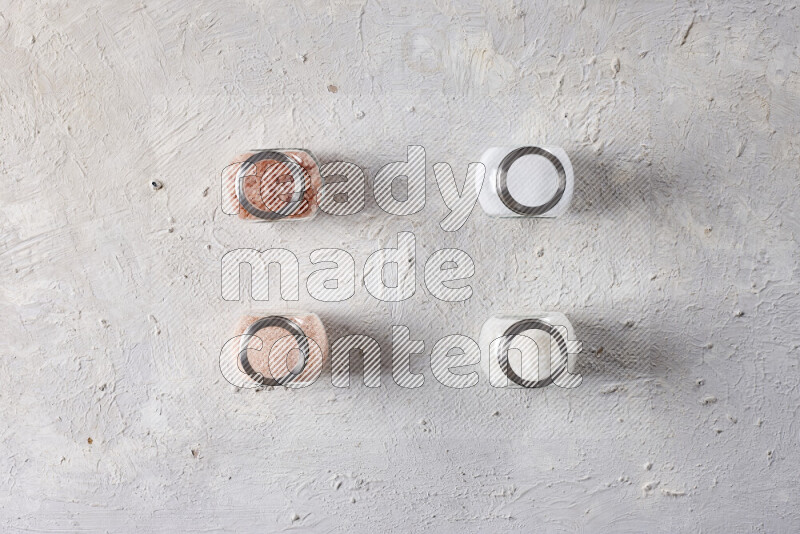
[1,0,799,532]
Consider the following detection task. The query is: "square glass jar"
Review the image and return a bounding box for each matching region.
[222,149,324,221]
[479,312,582,388]
[476,146,574,218]
[222,312,329,389]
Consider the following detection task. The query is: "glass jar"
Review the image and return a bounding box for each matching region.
[222,312,329,388]
[479,312,582,388]
[476,146,574,218]
[222,149,324,221]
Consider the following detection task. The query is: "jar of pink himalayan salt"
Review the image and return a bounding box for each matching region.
[229,312,329,388]
[222,149,324,221]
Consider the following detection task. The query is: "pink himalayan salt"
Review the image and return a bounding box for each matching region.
[226,149,323,221]
[231,312,329,385]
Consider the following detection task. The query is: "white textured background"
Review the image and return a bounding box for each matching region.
[1,0,799,532]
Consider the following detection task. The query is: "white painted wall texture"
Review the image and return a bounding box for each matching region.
[1,0,799,531]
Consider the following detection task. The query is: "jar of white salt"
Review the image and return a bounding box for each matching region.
[479,312,582,388]
[476,146,574,218]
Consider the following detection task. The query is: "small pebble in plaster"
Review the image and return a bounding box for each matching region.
[642,481,659,494]
[701,395,718,405]
[696,378,705,386]
[150,179,163,191]
[334,480,342,490]
[734,310,744,317]
[492,410,500,416]
[350,497,356,503]
[407,106,415,112]
[355,110,365,119]
[649,273,657,280]
[327,84,338,93]
[623,319,635,328]
[705,343,713,349]
[87,437,93,444]
[704,226,712,235]
[612,58,620,74]
[661,488,686,497]
[736,141,746,157]
[601,384,624,394]
[202,187,209,197]
[191,449,198,458]
[536,247,544,257]
[291,513,300,522]
[99,318,108,328]
[297,53,307,63]
[644,462,652,471]
[766,450,774,465]
[727,414,738,424]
